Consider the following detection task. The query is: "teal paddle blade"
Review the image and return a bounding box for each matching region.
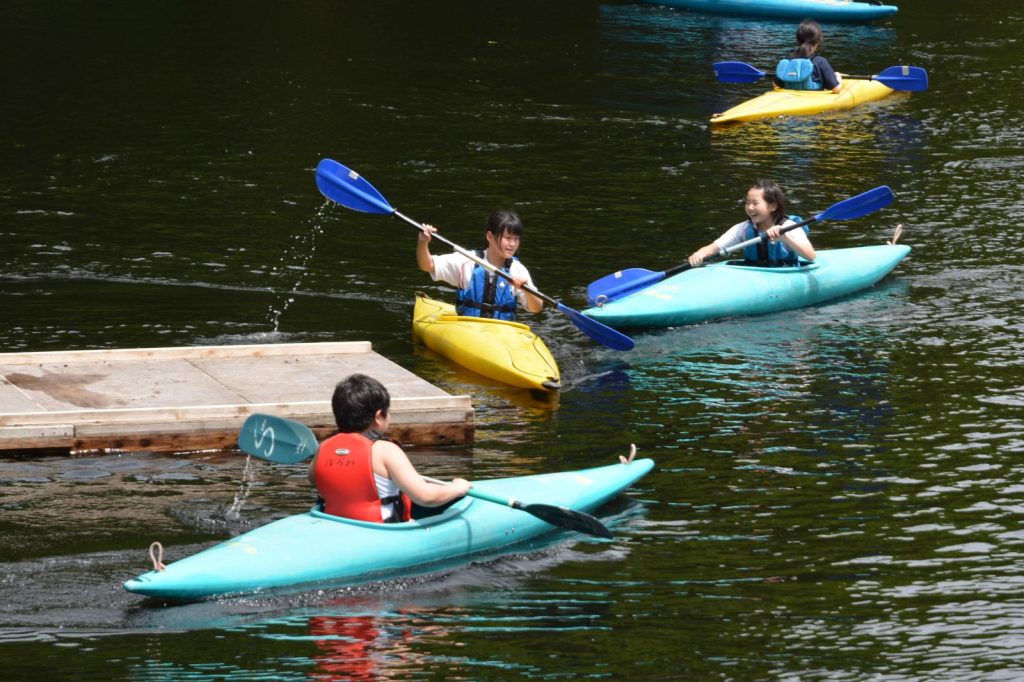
[238,413,319,464]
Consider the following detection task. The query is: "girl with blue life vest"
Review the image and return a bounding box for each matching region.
[308,374,470,523]
[687,180,815,268]
[417,210,544,321]
[774,19,842,94]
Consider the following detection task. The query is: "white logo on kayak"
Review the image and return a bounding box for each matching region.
[335,448,350,456]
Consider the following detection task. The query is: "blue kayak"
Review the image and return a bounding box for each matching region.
[640,0,898,22]
[584,245,910,329]
[124,459,654,600]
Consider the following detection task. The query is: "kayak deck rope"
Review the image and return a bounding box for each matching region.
[149,541,166,572]
[619,443,637,465]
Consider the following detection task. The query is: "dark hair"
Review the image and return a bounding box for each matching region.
[751,179,788,225]
[331,373,390,433]
[487,210,524,238]
[794,19,823,58]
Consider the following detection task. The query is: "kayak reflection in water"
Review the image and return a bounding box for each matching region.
[687,180,816,269]
[307,373,470,522]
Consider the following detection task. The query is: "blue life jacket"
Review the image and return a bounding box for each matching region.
[455,249,519,321]
[742,216,806,266]
[775,58,823,91]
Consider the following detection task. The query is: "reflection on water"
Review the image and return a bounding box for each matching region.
[617,280,911,462]
[708,101,924,179]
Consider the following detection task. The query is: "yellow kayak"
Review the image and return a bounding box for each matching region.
[412,294,560,392]
[711,78,894,124]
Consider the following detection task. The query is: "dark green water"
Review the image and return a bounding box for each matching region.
[4,0,1024,679]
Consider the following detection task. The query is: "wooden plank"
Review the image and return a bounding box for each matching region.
[0,396,470,427]
[0,358,246,413]
[192,350,449,404]
[0,341,372,366]
[0,424,75,446]
[71,429,242,454]
[0,376,45,413]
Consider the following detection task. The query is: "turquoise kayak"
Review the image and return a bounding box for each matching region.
[584,245,910,329]
[124,459,654,600]
[640,0,898,22]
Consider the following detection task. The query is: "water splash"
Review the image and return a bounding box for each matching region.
[267,204,330,331]
[226,455,258,521]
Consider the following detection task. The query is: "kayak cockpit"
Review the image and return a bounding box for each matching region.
[722,259,820,272]
[308,495,475,528]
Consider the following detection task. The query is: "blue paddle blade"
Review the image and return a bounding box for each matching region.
[315,158,394,215]
[874,66,929,92]
[818,185,894,222]
[586,268,659,306]
[557,303,634,351]
[713,61,767,84]
[238,413,319,464]
[587,269,666,306]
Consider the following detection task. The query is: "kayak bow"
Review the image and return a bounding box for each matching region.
[413,293,561,391]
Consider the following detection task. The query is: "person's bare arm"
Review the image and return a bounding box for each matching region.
[380,441,470,506]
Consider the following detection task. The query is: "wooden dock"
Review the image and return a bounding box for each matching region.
[0,342,474,455]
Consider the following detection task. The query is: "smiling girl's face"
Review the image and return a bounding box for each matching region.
[745,187,778,230]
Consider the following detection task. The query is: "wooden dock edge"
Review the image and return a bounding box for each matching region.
[0,341,475,455]
[0,396,474,454]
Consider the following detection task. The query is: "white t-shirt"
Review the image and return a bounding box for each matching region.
[714,219,811,254]
[375,472,401,522]
[430,251,535,307]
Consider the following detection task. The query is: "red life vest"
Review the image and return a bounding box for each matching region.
[314,432,411,522]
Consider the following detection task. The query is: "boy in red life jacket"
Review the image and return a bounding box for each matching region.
[307,373,471,523]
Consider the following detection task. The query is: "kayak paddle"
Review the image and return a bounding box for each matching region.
[315,158,634,352]
[713,61,929,92]
[238,413,615,539]
[586,185,895,306]
[421,476,613,539]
